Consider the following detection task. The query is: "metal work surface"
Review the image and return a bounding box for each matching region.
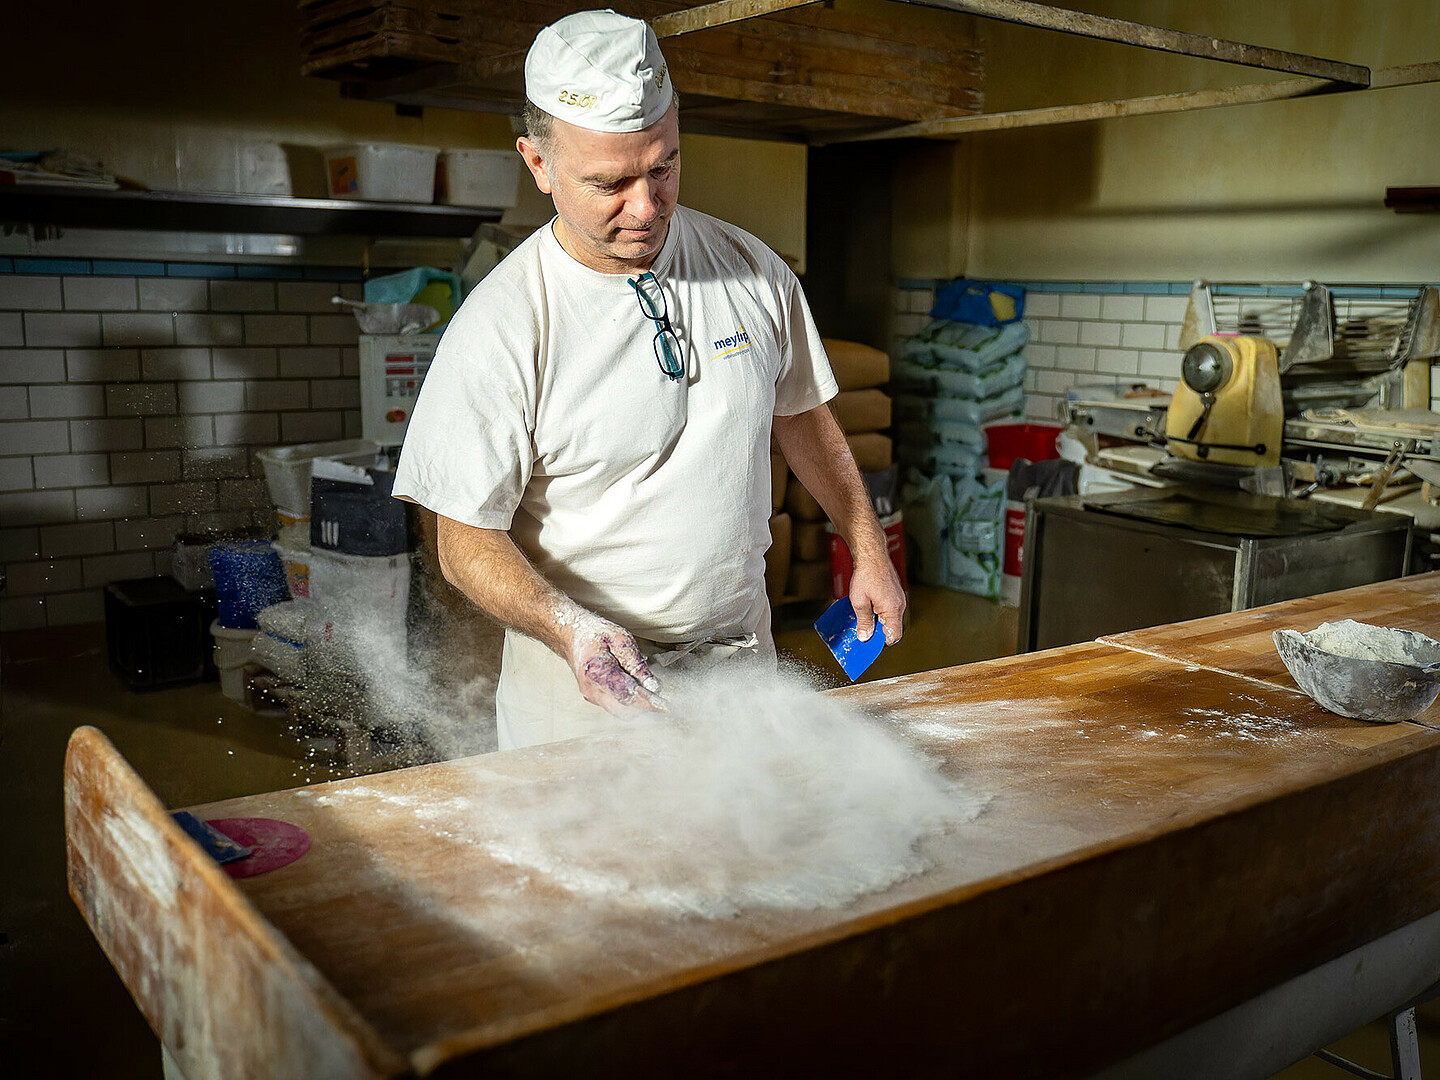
[65,581,1440,1078]
[1019,490,1411,652]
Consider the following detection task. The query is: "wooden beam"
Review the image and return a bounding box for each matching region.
[426,0,831,80]
[892,0,1371,86]
[651,0,821,38]
[825,76,1340,142]
[1386,188,1440,214]
[1372,60,1440,89]
[820,60,1440,144]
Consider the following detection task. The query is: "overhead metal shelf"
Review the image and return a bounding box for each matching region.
[0,187,502,238]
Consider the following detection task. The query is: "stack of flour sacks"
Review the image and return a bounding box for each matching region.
[892,317,1028,477]
[893,281,1027,600]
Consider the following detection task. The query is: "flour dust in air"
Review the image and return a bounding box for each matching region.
[476,668,986,918]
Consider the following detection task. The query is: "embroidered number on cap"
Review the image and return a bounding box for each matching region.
[558,90,598,108]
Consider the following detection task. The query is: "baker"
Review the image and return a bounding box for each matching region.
[394,9,904,750]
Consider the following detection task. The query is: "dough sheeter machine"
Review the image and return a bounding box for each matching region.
[1022,282,1440,652]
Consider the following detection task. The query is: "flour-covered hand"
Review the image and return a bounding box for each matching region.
[848,552,906,647]
[561,606,666,715]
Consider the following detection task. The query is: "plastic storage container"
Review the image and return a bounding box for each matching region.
[171,533,217,591]
[322,143,438,203]
[104,577,211,690]
[209,542,291,630]
[211,621,258,702]
[438,148,520,208]
[991,423,1063,606]
[256,439,380,522]
[984,421,1063,471]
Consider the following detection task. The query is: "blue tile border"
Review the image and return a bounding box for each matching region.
[1009,281,1193,295]
[0,256,417,283]
[164,262,236,278]
[238,264,305,280]
[12,257,92,275]
[91,259,168,277]
[967,280,1431,298]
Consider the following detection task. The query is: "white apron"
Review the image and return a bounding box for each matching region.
[494,601,775,751]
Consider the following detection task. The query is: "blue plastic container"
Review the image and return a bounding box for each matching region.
[208,542,289,630]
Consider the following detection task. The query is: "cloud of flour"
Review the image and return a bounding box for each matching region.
[466,666,987,917]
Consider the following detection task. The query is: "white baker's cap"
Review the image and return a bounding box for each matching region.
[524,9,672,134]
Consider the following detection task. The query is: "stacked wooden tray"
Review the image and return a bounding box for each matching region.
[298,0,984,139]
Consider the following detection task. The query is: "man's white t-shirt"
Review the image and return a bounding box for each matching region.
[393,206,838,643]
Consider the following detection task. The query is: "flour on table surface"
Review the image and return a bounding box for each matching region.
[474,670,986,917]
[312,669,986,919]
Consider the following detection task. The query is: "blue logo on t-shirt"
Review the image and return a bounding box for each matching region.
[711,326,752,361]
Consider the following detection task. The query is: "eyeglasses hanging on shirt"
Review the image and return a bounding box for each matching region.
[627,271,684,382]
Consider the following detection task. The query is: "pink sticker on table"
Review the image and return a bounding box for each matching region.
[207,817,311,879]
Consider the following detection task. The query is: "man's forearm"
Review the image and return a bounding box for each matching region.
[435,515,578,656]
[436,515,664,712]
[773,403,887,563]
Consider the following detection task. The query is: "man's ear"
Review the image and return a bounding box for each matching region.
[516,137,554,195]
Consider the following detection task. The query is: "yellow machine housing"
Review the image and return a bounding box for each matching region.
[1165,335,1283,467]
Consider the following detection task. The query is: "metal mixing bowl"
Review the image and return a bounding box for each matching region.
[1273,620,1440,723]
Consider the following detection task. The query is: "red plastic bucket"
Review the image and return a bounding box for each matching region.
[985,421,1063,471]
[988,421,1062,605]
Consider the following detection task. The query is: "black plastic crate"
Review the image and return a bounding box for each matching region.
[104,577,212,691]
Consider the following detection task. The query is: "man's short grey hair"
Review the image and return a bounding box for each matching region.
[522,91,681,161]
[522,100,557,159]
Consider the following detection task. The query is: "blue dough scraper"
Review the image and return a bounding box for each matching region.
[814,597,886,681]
[171,810,253,865]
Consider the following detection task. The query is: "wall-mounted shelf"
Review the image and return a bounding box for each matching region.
[0,187,502,237]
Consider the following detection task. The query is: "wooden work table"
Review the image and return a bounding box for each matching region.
[65,575,1440,1079]
[1102,571,1440,728]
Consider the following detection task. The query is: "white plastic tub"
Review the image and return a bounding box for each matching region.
[322,143,439,203]
[256,439,380,521]
[211,621,258,702]
[439,148,520,208]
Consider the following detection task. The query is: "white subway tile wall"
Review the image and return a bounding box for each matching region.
[0,271,362,629]
[891,284,1190,424]
[1027,293,1185,420]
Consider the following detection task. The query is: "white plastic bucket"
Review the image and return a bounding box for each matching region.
[211,621,258,702]
[439,148,520,208]
[322,143,438,203]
